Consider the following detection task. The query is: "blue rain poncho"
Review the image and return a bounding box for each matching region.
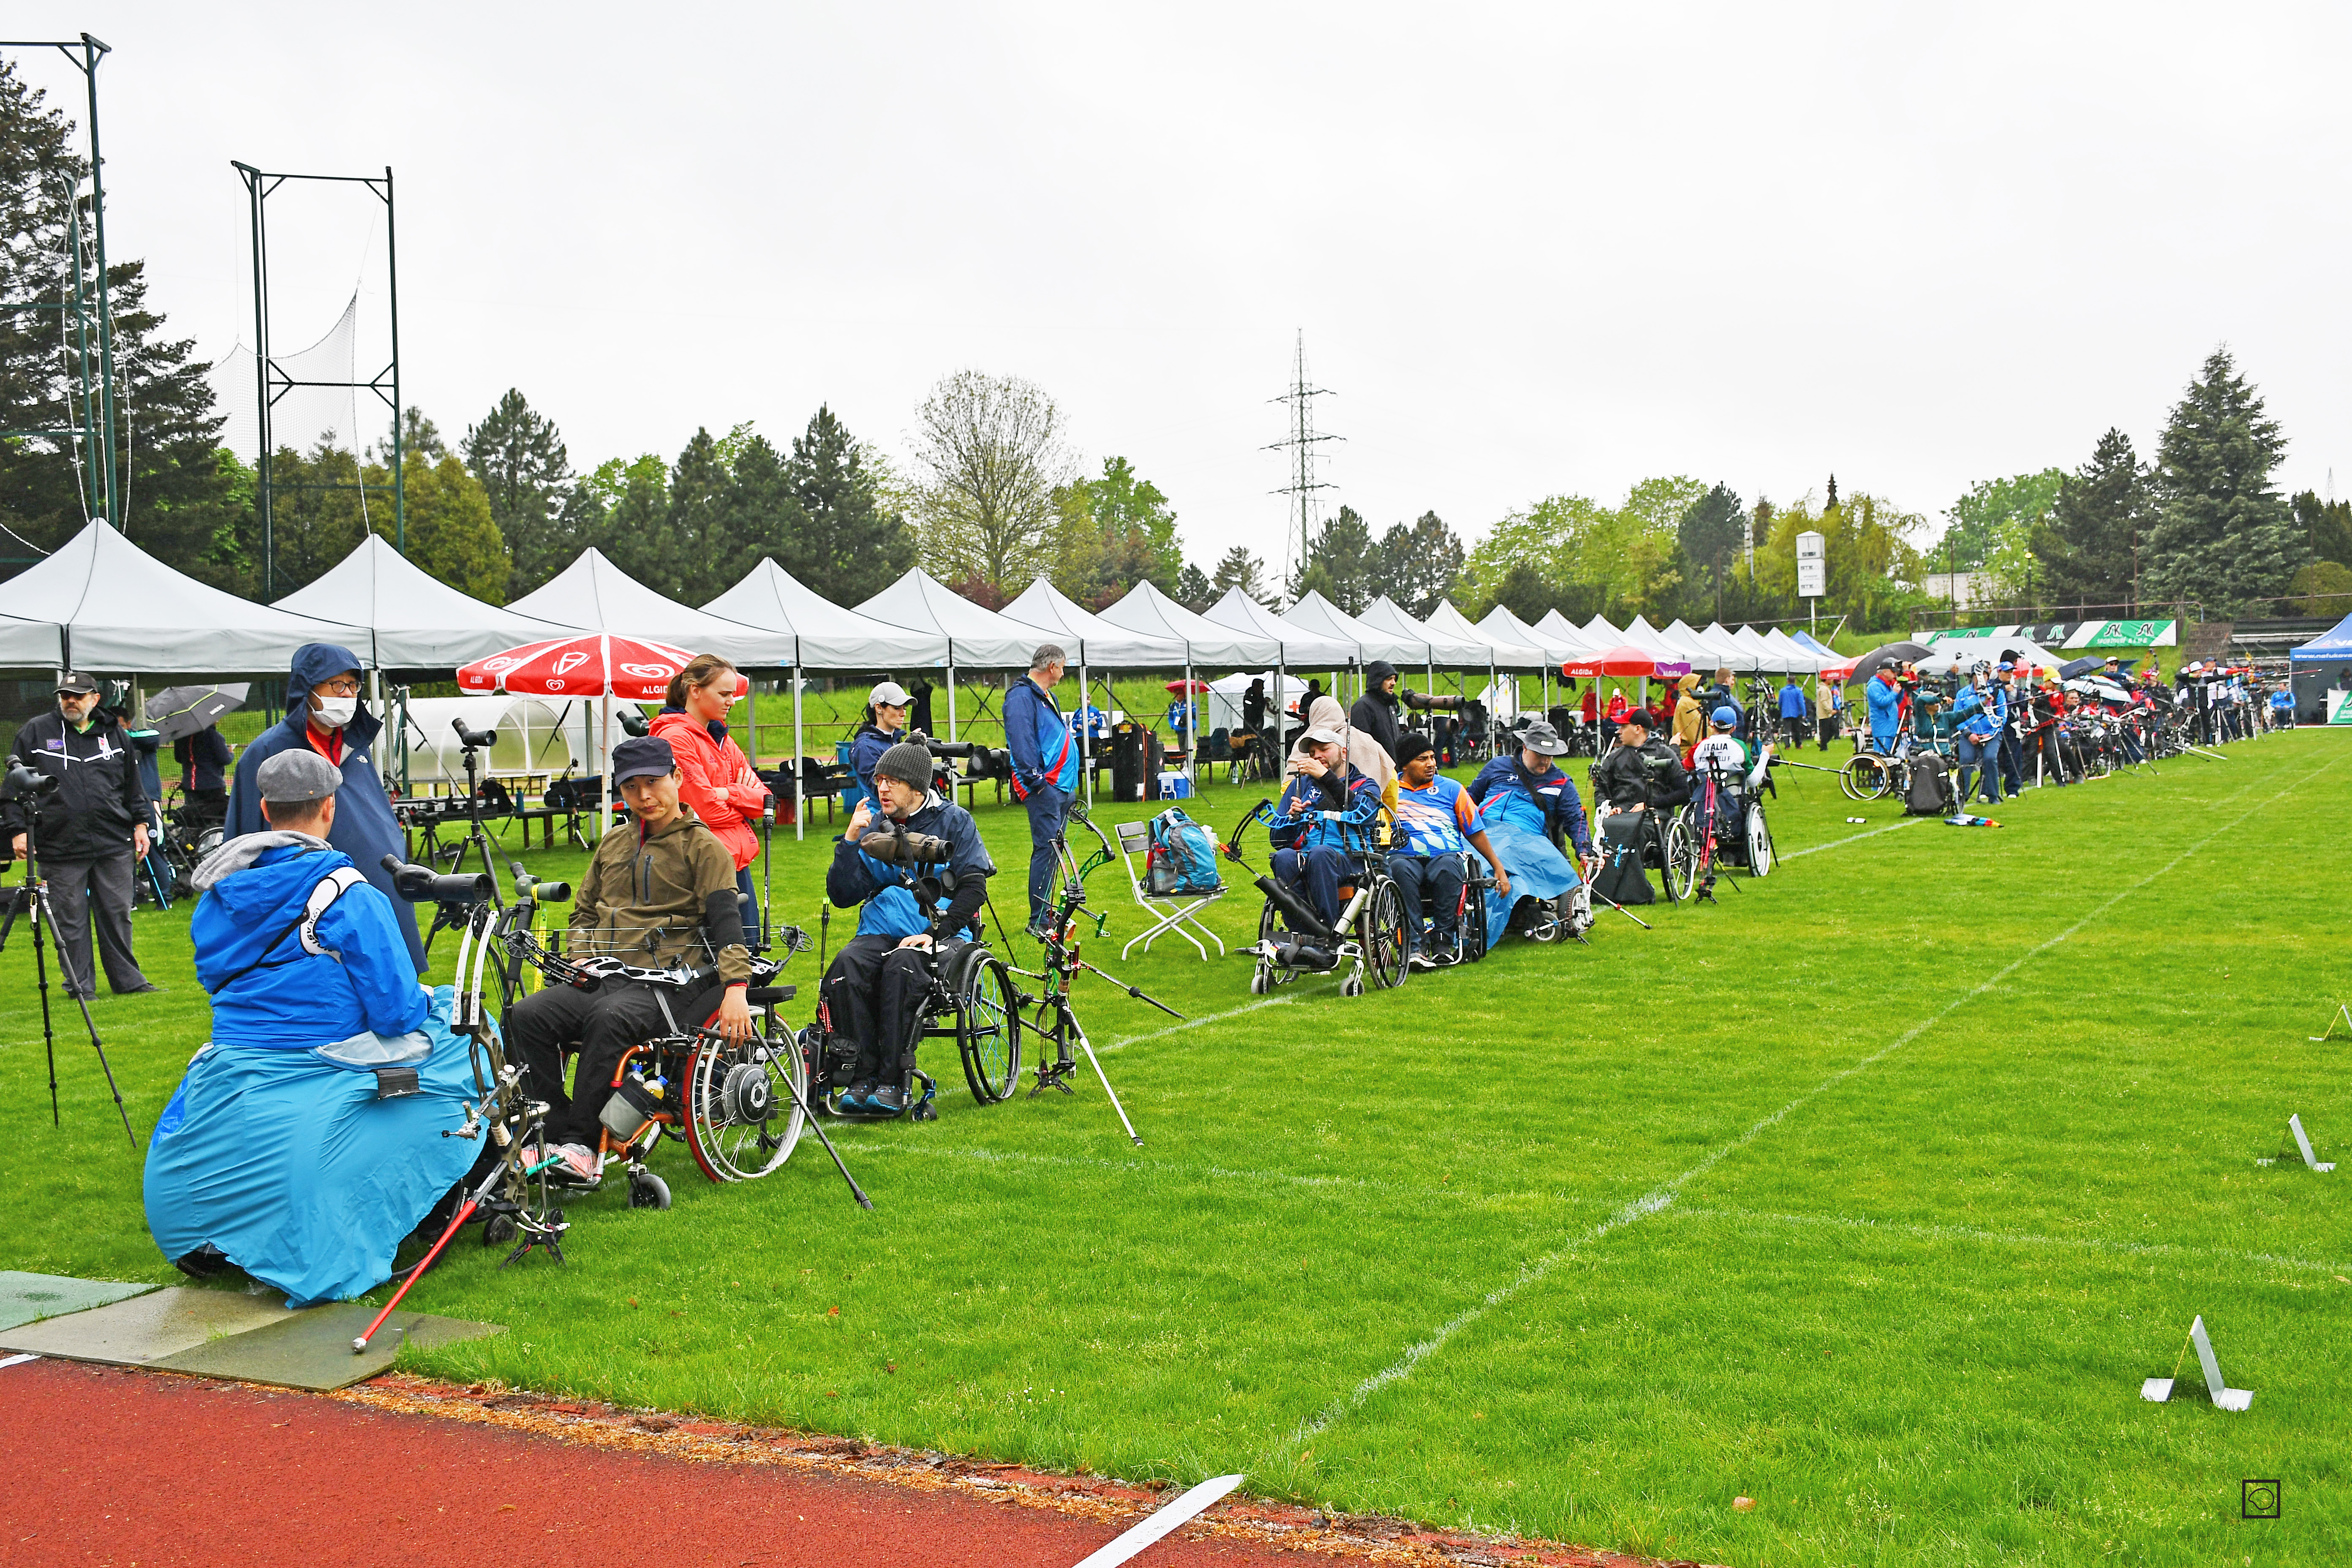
[1467,761,1587,952]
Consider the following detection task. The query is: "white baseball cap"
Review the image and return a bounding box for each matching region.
[870,681,910,707]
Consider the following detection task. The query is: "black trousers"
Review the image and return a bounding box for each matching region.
[822,932,960,1084]
[41,854,147,998]
[504,973,721,1148]
[1386,852,1465,946]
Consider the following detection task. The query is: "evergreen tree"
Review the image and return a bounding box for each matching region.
[2033,431,2149,607]
[368,450,509,602]
[1674,482,1746,615]
[0,60,237,584]
[1293,505,1375,612]
[1209,544,1266,602]
[662,427,735,604]
[1369,511,1466,616]
[1175,562,1213,612]
[256,441,368,597]
[2144,348,2305,610]
[585,453,672,596]
[771,405,915,605]
[463,388,578,596]
[2292,490,2352,570]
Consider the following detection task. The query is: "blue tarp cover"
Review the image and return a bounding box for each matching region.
[144,986,482,1308]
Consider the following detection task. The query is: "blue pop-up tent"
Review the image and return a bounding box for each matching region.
[2288,612,2352,663]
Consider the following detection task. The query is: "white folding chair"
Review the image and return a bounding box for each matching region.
[1112,817,1226,961]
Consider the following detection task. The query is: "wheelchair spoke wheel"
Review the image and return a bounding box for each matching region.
[1839,755,1886,800]
[1746,804,1775,877]
[684,1015,807,1183]
[1662,818,1699,904]
[1363,879,1408,989]
[1460,874,1489,962]
[956,951,1024,1105]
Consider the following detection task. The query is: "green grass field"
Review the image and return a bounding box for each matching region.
[5,731,2347,1566]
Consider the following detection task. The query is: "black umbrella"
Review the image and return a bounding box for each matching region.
[1847,641,1935,686]
[144,682,249,743]
[2058,654,2134,680]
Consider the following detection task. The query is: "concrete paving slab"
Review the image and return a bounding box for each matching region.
[0,1285,293,1365]
[150,1304,501,1391]
[0,1271,157,1332]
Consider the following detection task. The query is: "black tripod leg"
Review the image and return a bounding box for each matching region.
[782,1062,873,1210]
[33,895,58,1128]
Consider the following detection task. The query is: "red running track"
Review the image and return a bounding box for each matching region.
[0,1359,1312,1568]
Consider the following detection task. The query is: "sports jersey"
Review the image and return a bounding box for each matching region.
[1392,775,1475,857]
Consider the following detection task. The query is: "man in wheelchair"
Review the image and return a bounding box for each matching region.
[1467,719,1594,945]
[504,735,755,1182]
[1390,732,1508,967]
[1689,706,1773,870]
[820,740,994,1116]
[1269,724,1383,927]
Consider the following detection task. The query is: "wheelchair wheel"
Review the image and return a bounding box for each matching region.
[1746,804,1775,877]
[1362,879,1408,990]
[684,1014,807,1183]
[628,1170,671,1210]
[1662,817,1699,904]
[1839,754,1889,800]
[951,947,1024,1104]
[1458,875,1489,963]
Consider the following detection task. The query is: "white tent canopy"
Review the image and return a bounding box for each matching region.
[853,567,1059,670]
[1433,600,1544,669]
[1204,588,1355,668]
[1528,610,1595,657]
[1580,614,1625,647]
[1756,627,1827,673]
[0,519,363,673]
[1665,619,1757,673]
[1002,579,1189,668]
[1356,596,1490,667]
[509,548,795,667]
[703,559,948,670]
[275,533,580,670]
[1283,591,1423,666]
[1204,670,1312,733]
[1098,580,1280,666]
[1479,605,1578,663]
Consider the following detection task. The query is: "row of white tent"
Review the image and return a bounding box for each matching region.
[0,520,1846,683]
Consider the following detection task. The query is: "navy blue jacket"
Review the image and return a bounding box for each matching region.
[1002,675,1079,798]
[225,644,424,972]
[847,723,902,806]
[1468,755,1593,857]
[826,792,995,941]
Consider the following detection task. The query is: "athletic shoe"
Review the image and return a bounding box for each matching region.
[1431,947,1461,968]
[1407,948,1437,972]
[839,1081,873,1112]
[868,1083,908,1116]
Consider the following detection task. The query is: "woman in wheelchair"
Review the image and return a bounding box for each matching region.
[1467,719,1595,945]
[818,740,994,1117]
[503,735,756,1183]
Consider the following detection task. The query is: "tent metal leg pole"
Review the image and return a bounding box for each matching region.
[947,657,957,742]
[368,670,383,783]
[1081,660,1092,811]
[1185,659,1194,792]
[598,683,611,846]
[793,665,804,842]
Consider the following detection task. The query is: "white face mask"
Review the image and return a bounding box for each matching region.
[313,694,358,730]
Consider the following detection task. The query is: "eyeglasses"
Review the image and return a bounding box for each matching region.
[317,677,363,697]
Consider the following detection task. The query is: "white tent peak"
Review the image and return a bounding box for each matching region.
[0,518,363,673]
[702,559,948,670]
[509,547,794,666]
[1001,579,1187,668]
[274,532,580,670]
[1098,580,1281,666]
[852,566,1061,670]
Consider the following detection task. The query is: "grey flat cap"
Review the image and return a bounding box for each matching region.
[257,749,342,804]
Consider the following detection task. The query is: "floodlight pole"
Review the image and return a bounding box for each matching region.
[77,35,118,523]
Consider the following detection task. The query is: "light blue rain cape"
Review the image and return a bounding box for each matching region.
[1473,786,1581,953]
[143,985,484,1308]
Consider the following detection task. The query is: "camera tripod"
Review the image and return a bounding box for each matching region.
[0,858,139,1151]
[421,719,509,956]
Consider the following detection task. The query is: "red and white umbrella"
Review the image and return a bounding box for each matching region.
[455,634,746,832]
[457,634,744,701]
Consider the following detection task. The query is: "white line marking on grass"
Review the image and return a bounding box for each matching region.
[1277,751,2341,1451]
[837,1138,1471,1200]
[1778,817,1923,861]
[1099,984,1332,1054]
[1673,1205,2352,1279]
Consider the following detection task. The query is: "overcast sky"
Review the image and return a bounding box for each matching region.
[13,3,2348,577]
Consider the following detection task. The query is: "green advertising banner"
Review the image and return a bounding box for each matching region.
[2082,620,2177,648]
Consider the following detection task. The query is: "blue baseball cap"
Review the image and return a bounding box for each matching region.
[1712,705,1738,726]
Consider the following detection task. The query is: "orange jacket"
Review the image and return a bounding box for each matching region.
[648,710,771,871]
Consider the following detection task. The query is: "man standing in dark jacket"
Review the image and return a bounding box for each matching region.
[5,672,155,999]
[1002,644,1079,937]
[1350,660,1404,762]
[174,723,234,831]
[225,643,424,972]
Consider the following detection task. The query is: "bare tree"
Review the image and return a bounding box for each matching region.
[909,370,1071,590]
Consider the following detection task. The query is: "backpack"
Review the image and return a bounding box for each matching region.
[1591,813,1655,905]
[1144,808,1223,896]
[1905,754,1957,817]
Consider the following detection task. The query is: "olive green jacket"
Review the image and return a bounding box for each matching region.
[569,805,750,985]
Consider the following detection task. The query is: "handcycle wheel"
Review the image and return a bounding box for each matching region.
[1746,804,1775,877]
[1662,816,1699,904]
[952,947,1024,1104]
[1363,879,1408,989]
[683,1009,807,1183]
[1255,899,1298,990]
[628,1170,671,1210]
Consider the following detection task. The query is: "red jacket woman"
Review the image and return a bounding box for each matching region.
[648,654,771,872]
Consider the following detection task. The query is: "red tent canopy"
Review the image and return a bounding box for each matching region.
[457,634,745,700]
[1560,645,1691,679]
